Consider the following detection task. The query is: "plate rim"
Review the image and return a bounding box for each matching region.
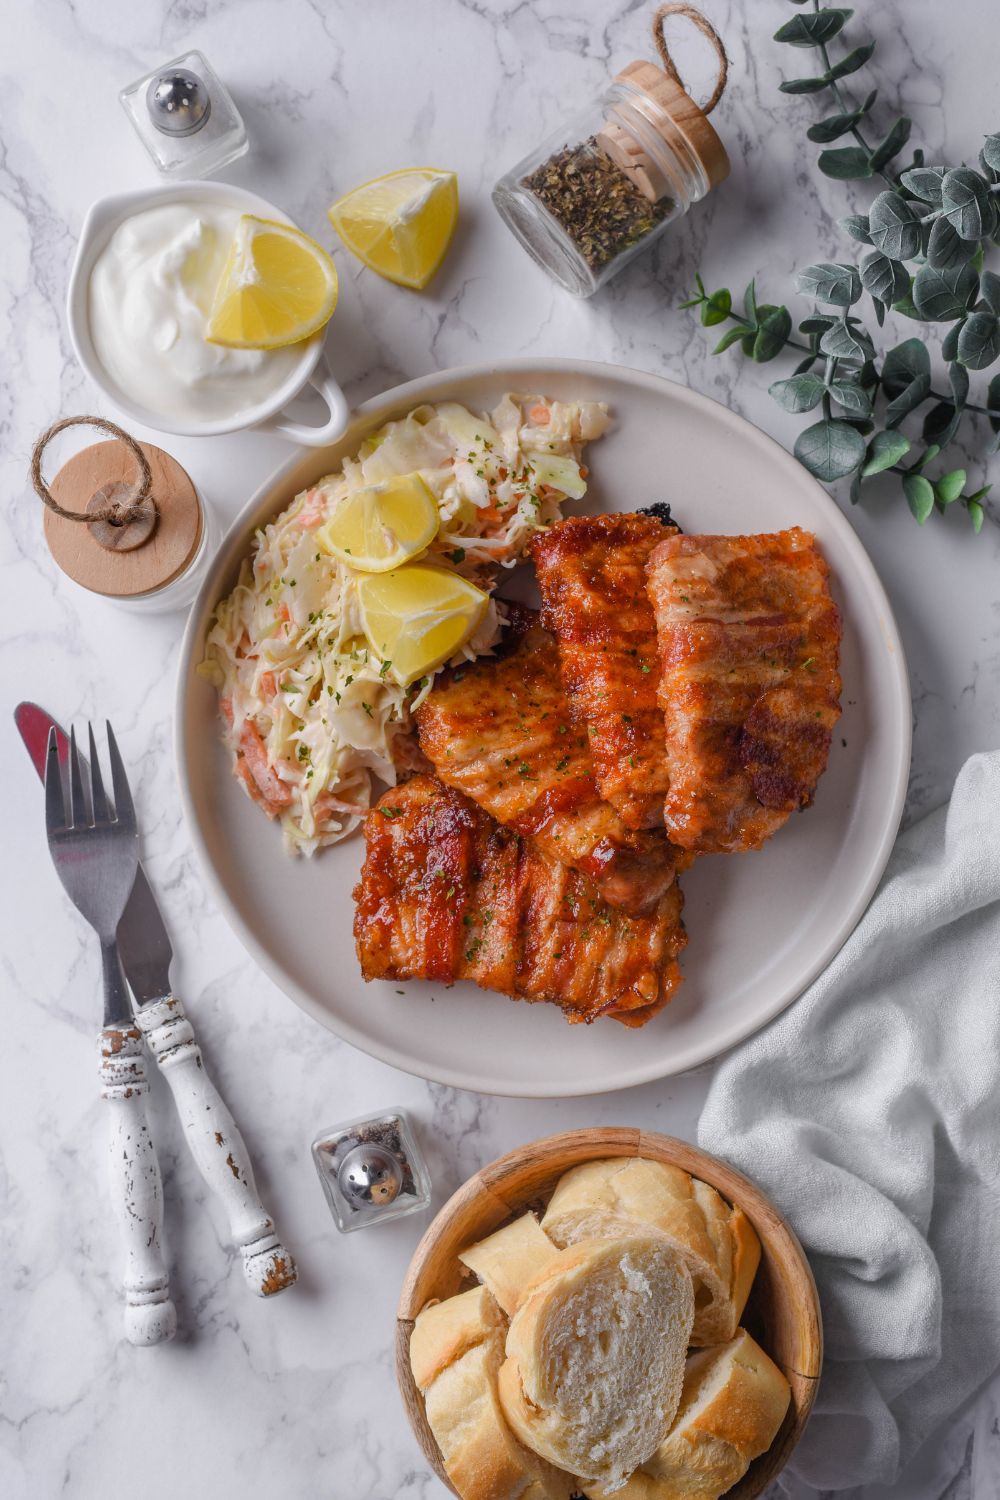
[175,357,911,1097]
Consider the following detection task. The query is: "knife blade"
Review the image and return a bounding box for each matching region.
[15,702,173,1006]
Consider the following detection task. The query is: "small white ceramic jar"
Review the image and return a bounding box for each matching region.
[67,181,349,447]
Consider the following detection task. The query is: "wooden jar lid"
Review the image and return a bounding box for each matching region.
[616,59,730,190]
[44,439,202,599]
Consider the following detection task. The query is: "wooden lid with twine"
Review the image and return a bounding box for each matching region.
[616,4,731,191]
[33,416,203,599]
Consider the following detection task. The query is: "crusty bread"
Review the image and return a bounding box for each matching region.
[498,1236,695,1492]
[581,1329,792,1500]
[460,1213,561,1317]
[410,1286,575,1500]
[540,1158,760,1346]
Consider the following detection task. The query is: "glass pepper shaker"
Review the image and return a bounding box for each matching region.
[493,10,730,297]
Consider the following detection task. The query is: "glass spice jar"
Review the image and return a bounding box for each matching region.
[493,60,729,297]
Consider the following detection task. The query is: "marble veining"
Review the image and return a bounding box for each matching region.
[2,1,1000,1496]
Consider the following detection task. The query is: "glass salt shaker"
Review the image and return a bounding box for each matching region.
[493,59,729,297]
[119,50,248,179]
[311,1108,432,1234]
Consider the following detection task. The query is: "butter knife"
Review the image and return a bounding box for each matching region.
[16,703,297,1299]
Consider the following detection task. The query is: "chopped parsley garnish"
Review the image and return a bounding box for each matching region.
[362,702,374,717]
[450,548,466,564]
[379,806,404,819]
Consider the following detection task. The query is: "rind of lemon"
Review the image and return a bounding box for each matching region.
[357,565,488,685]
[317,474,440,572]
[206,215,338,349]
[328,169,458,290]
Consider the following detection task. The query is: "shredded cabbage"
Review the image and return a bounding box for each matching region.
[201,393,610,854]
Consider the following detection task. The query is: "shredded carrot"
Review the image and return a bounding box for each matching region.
[260,671,277,702]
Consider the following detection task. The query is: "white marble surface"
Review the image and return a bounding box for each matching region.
[2,1,1000,1496]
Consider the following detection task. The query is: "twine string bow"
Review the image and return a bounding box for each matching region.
[652,3,729,115]
[31,415,153,526]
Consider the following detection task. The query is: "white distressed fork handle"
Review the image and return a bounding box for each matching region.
[99,1025,177,1346]
[134,997,297,1298]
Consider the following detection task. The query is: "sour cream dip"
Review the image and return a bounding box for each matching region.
[88,201,303,424]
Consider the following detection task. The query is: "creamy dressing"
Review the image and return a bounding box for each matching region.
[88,201,302,424]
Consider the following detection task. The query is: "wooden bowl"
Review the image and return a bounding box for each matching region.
[397,1127,822,1499]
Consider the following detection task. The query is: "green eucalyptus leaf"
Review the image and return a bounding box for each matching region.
[794,419,867,481]
[935,468,967,505]
[744,281,758,323]
[795,262,862,306]
[922,402,962,447]
[798,315,838,334]
[927,215,978,272]
[794,354,820,374]
[912,261,978,321]
[774,9,853,45]
[873,299,886,327]
[828,380,873,416]
[753,305,793,362]
[701,288,733,326]
[861,429,911,476]
[826,42,877,80]
[860,249,909,306]
[941,167,995,240]
[979,269,1000,316]
[849,470,863,504]
[868,116,912,172]
[987,373,1000,433]
[841,214,873,244]
[808,92,877,143]
[949,362,971,408]
[868,192,921,259]
[915,444,941,471]
[942,320,964,362]
[968,499,986,533]
[818,146,874,180]
[982,135,1000,172]
[899,166,945,205]
[957,311,1000,370]
[881,337,931,396]
[740,333,757,357]
[779,75,832,95]
[820,318,874,360]
[769,373,827,412]
[712,326,747,354]
[903,472,935,523]
[885,373,932,427]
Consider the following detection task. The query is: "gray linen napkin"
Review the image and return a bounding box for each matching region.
[698,750,1000,1496]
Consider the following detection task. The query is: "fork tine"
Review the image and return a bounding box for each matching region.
[69,726,89,828]
[88,722,112,826]
[105,721,136,834]
[44,728,67,834]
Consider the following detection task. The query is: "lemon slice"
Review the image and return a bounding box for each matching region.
[316,474,440,572]
[357,565,488,685]
[328,169,458,290]
[206,215,338,349]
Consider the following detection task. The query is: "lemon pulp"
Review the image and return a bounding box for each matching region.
[357,565,488,685]
[206,215,338,349]
[316,474,440,572]
[328,169,459,290]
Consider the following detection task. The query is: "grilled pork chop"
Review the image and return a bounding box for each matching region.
[353,776,686,1026]
[645,528,842,853]
[415,605,680,914]
[532,513,676,829]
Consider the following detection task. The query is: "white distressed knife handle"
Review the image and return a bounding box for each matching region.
[99,1026,177,1346]
[135,997,297,1298]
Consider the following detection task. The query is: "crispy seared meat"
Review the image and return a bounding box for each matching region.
[646,528,842,853]
[532,513,675,829]
[415,605,680,914]
[353,776,685,1026]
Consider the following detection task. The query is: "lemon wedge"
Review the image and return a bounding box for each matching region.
[328,169,458,290]
[206,215,338,349]
[317,474,440,572]
[357,565,488,685]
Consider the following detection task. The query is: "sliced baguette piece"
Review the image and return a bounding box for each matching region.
[581,1329,792,1500]
[460,1213,561,1317]
[410,1286,575,1500]
[540,1158,760,1346]
[499,1235,694,1492]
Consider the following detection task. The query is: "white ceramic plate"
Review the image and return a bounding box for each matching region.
[176,360,910,1097]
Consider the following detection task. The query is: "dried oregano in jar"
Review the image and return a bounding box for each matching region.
[493,11,730,296]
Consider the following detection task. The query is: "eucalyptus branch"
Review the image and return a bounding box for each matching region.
[682,2,1000,533]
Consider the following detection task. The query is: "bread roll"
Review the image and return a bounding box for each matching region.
[581,1329,792,1500]
[498,1235,695,1492]
[460,1213,561,1317]
[410,1286,575,1500]
[540,1158,760,1346]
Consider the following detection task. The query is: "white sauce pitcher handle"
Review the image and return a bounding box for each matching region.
[266,350,350,447]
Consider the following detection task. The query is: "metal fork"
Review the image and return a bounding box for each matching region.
[44,724,176,1346]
